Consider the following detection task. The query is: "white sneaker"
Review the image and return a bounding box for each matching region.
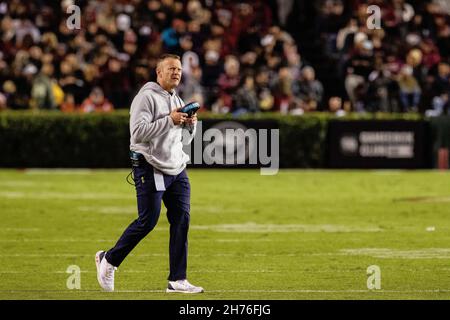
[166,279,204,294]
[95,250,117,292]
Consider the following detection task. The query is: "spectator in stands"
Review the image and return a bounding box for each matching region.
[296,66,324,112]
[427,93,449,116]
[397,65,421,112]
[435,12,450,57]
[15,19,41,47]
[180,66,205,109]
[336,17,359,53]
[272,66,294,114]
[233,73,259,115]
[60,93,76,113]
[328,96,346,117]
[0,92,6,111]
[82,64,101,97]
[161,18,186,53]
[239,51,259,76]
[58,58,84,106]
[131,60,151,94]
[80,87,114,113]
[405,49,427,93]
[13,63,36,109]
[30,63,56,110]
[347,38,374,109]
[366,57,396,112]
[217,55,241,111]
[2,81,17,109]
[100,56,131,109]
[180,41,199,79]
[426,62,450,116]
[201,50,222,108]
[284,44,307,82]
[434,62,450,95]
[255,67,275,112]
[420,38,442,71]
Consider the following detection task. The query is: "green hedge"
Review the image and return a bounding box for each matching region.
[0,111,130,168]
[0,110,428,168]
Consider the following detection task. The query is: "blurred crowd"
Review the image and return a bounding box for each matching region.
[313,0,450,116]
[0,0,449,116]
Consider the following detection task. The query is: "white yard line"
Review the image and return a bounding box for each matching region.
[339,248,450,259]
[0,228,41,232]
[4,247,450,260]
[0,269,276,274]
[0,268,444,274]
[190,223,383,233]
[0,239,112,242]
[0,253,270,257]
[0,181,38,187]
[0,289,450,294]
[0,191,133,200]
[77,206,136,214]
[24,169,95,175]
[203,289,450,293]
[0,238,276,242]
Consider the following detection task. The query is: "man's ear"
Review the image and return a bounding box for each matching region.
[156,63,164,76]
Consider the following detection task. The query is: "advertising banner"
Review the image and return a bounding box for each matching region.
[327,120,431,169]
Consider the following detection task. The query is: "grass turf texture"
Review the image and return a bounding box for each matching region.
[1,169,450,300]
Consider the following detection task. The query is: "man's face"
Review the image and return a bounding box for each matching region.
[157,58,182,91]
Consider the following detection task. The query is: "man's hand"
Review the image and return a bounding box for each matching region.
[170,108,188,125]
[184,113,197,126]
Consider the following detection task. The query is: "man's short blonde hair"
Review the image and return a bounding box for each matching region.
[156,54,181,69]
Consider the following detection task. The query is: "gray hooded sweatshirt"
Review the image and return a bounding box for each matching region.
[129,81,197,175]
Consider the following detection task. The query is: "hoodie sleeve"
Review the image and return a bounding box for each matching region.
[130,92,175,143]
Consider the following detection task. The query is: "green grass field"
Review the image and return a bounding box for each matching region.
[1,168,450,300]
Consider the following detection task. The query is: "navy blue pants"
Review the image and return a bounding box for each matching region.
[105,162,190,281]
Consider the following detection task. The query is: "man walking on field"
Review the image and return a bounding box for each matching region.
[95,54,203,294]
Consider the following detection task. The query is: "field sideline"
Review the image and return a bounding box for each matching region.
[1,168,450,300]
